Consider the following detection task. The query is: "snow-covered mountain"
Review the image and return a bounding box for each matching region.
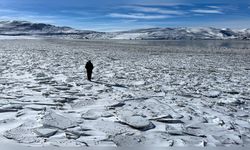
[0,20,250,40]
[0,20,96,36]
[103,27,250,40]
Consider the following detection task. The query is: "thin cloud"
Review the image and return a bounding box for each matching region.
[0,15,57,24]
[60,10,94,16]
[132,2,191,7]
[0,9,19,13]
[0,8,67,25]
[108,13,171,19]
[0,9,61,24]
[207,6,220,9]
[0,8,34,15]
[126,6,185,15]
[191,9,223,14]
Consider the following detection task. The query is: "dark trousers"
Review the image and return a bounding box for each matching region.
[87,70,92,81]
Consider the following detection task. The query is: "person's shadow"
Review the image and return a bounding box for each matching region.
[91,80,128,88]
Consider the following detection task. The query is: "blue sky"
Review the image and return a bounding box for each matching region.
[0,0,250,31]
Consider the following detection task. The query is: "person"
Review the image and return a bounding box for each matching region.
[85,60,94,81]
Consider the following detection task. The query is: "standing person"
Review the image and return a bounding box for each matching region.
[85,60,94,81]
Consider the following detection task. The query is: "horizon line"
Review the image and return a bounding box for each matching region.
[0,19,250,32]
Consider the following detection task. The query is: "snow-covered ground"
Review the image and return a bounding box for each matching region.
[0,39,250,147]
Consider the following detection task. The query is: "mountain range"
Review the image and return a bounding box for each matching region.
[0,20,250,40]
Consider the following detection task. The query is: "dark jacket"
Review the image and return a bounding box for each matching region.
[85,61,94,72]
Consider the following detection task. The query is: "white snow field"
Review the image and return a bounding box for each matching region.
[0,39,250,147]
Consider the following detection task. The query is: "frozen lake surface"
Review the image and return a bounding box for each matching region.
[0,39,250,147]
